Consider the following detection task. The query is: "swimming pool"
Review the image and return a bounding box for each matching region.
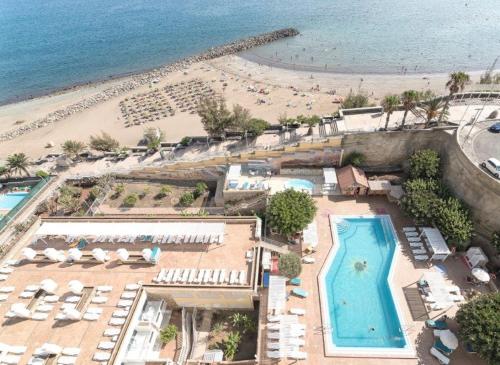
[0,192,29,210]
[319,215,413,357]
[284,178,314,192]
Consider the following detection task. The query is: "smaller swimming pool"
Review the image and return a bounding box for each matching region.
[285,178,314,192]
[0,192,29,210]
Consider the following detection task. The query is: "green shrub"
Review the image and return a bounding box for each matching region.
[409,149,440,179]
[267,189,317,236]
[491,232,500,253]
[341,92,369,109]
[35,170,49,178]
[159,324,177,344]
[278,253,302,279]
[247,118,270,136]
[89,132,120,152]
[222,332,241,360]
[180,137,192,146]
[456,293,500,364]
[343,151,366,167]
[156,185,171,199]
[194,182,208,198]
[123,193,138,207]
[179,192,194,207]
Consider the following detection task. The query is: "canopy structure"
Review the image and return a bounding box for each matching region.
[420,228,451,261]
[35,222,225,241]
[227,164,242,179]
[303,220,318,248]
[268,276,287,313]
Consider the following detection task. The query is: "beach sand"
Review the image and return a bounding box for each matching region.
[0,55,484,159]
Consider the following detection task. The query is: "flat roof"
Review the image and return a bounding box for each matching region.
[0,218,257,364]
[323,168,338,184]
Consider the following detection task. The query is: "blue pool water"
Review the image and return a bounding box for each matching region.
[325,217,406,348]
[0,192,29,210]
[285,179,314,192]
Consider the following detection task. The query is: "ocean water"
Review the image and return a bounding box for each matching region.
[0,0,499,104]
[325,217,405,348]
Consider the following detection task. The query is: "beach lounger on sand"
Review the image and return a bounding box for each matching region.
[194,270,204,284]
[117,299,133,308]
[188,269,197,283]
[93,353,110,361]
[229,270,237,284]
[172,269,181,283]
[153,269,166,283]
[210,269,220,284]
[164,269,174,283]
[203,270,212,284]
[179,270,189,283]
[238,270,247,285]
[104,328,121,336]
[218,269,226,284]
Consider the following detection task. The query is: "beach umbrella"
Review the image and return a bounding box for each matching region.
[22,247,37,260]
[40,343,62,355]
[471,268,490,283]
[10,303,31,319]
[142,248,152,262]
[92,248,108,263]
[40,279,58,294]
[68,248,82,261]
[117,248,129,261]
[439,330,458,350]
[68,280,84,295]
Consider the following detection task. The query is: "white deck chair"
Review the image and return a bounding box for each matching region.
[153,269,166,283]
[267,315,281,322]
[0,274,8,281]
[96,285,113,293]
[44,295,59,303]
[104,328,121,336]
[125,283,140,291]
[109,317,125,326]
[218,270,226,284]
[168,235,176,243]
[229,270,237,284]
[57,356,77,365]
[267,342,281,350]
[288,338,305,346]
[0,267,14,274]
[194,270,204,284]
[120,292,136,299]
[65,296,81,303]
[290,308,305,316]
[408,237,422,242]
[61,348,80,356]
[172,269,182,282]
[98,341,115,350]
[35,304,54,312]
[163,269,174,283]
[19,291,35,299]
[8,346,27,354]
[161,235,169,244]
[25,285,40,292]
[2,355,21,364]
[112,310,129,318]
[403,227,416,232]
[266,351,282,359]
[0,286,15,293]
[446,285,460,294]
[238,270,247,285]
[210,269,220,284]
[414,255,429,261]
[203,270,212,284]
[93,352,111,361]
[0,294,9,301]
[117,299,133,308]
[32,312,49,321]
[288,351,307,360]
[83,313,100,321]
[412,249,427,255]
[409,242,423,248]
[266,331,281,339]
[179,269,189,283]
[203,235,210,244]
[188,269,197,283]
[86,307,103,315]
[61,303,76,310]
[430,346,450,364]
[405,232,419,237]
[91,296,108,304]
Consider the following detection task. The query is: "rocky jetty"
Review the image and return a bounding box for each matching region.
[0,28,299,142]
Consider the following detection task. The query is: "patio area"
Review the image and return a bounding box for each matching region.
[260,195,491,365]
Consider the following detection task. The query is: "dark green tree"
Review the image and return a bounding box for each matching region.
[278,253,302,279]
[408,149,440,179]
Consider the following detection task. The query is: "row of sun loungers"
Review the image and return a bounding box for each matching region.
[87,233,224,244]
[403,227,430,261]
[266,314,307,360]
[153,268,247,286]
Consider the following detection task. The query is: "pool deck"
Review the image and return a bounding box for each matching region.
[261,196,489,365]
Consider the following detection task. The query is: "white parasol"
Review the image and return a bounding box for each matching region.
[439,330,458,350]
[471,268,490,283]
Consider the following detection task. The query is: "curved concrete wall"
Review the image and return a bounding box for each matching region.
[342,129,500,237]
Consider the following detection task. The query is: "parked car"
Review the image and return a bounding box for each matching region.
[481,158,500,178]
[488,122,500,133]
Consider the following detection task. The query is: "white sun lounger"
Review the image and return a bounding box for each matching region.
[194,270,204,284]
[86,307,103,315]
[97,341,115,350]
[164,269,174,283]
[210,269,220,284]
[120,292,136,299]
[238,270,247,285]
[112,310,129,318]
[409,241,423,248]
[267,315,281,322]
[403,227,416,232]
[288,338,305,346]
[450,294,465,302]
[172,269,182,282]
[267,323,281,331]
[430,303,446,311]
[93,352,110,361]
[35,304,54,312]
[125,283,140,291]
[91,296,108,304]
[203,270,212,284]
[180,269,189,283]
[32,312,49,321]
[117,299,133,308]
[267,350,282,359]
[0,294,9,301]
[288,351,307,360]
[412,249,427,255]
[414,254,429,261]
[0,286,15,293]
[408,237,422,242]
[218,269,226,284]
[25,285,40,292]
[57,356,77,365]
[19,291,35,299]
[83,313,100,321]
[302,257,315,264]
[0,267,14,274]
[405,232,419,237]
[430,346,450,364]
[65,296,81,303]
[109,318,125,326]
[2,355,21,364]
[229,270,237,284]
[0,274,8,281]
[61,347,80,356]
[290,308,306,316]
[44,295,59,303]
[446,285,460,294]
[96,285,113,293]
[188,269,197,283]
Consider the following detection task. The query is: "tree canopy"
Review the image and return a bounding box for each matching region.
[278,253,302,279]
[89,132,120,152]
[341,92,370,109]
[456,293,500,365]
[6,153,30,176]
[409,149,440,179]
[62,140,86,159]
[267,189,317,236]
[343,151,366,167]
[381,94,400,130]
[143,127,165,151]
[197,97,233,138]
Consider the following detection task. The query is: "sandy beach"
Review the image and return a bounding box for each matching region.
[0,54,486,159]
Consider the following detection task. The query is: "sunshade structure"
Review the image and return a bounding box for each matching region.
[34,221,225,242]
[303,220,318,248]
[420,228,451,261]
[438,330,458,350]
[471,267,490,283]
[268,276,287,313]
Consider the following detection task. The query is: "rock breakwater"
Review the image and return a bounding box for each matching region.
[0,28,299,142]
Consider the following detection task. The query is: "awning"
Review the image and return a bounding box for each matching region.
[421,227,450,260]
[323,168,337,185]
[303,220,318,248]
[35,222,225,238]
[268,275,287,312]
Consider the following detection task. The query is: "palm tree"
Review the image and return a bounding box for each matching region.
[0,166,10,178]
[418,98,446,128]
[439,71,470,123]
[62,140,86,160]
[400,90,420,129]
[6,153,30,176]
[381,95,400,130]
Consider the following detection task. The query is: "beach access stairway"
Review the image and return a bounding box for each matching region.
[190,310,213,360]
[174,307,193,365]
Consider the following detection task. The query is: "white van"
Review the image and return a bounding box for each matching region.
[481,158,500,179]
